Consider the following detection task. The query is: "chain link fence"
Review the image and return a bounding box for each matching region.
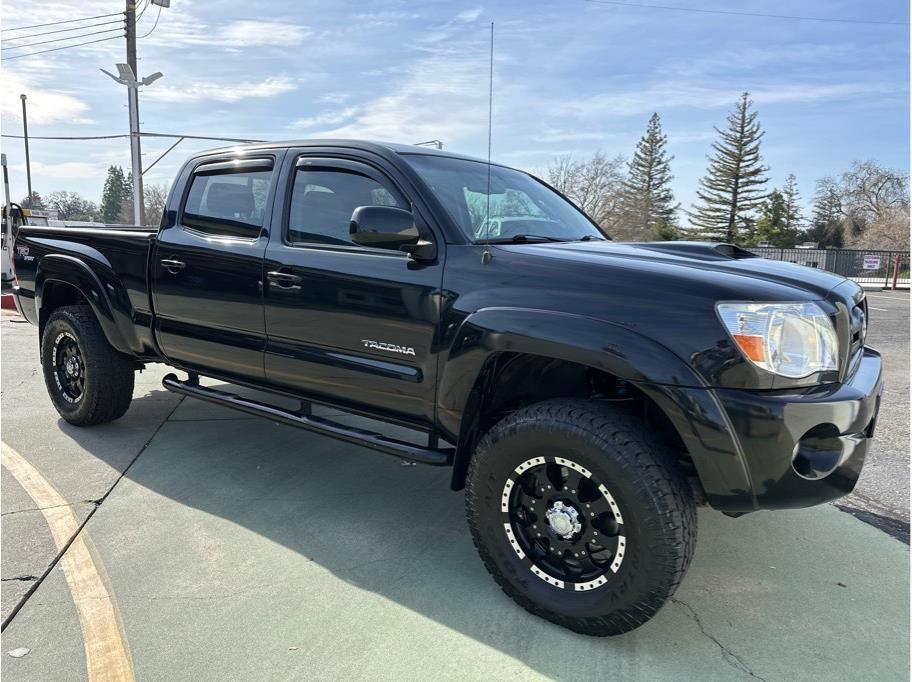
[747,247,910,289]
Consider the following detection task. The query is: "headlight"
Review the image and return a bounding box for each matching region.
[716,302,838,378]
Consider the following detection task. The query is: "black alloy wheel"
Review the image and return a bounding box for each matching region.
[52,331,86,403]
[504,456,625,591]
[41,305,135,426]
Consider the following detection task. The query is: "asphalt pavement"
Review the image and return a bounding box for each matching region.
[1,292,909,681]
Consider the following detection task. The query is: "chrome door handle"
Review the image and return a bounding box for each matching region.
[161,258,185,273]
[266,271,302,288]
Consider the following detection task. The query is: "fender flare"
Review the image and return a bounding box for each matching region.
[439,307,712,487]
[35,254,135,353]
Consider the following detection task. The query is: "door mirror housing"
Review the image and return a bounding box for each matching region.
[349,206,435,260]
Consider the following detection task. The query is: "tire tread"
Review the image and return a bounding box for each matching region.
[465,398,697,636]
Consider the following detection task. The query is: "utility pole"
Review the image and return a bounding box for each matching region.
[125,1,143,225]
[20,94,32,207]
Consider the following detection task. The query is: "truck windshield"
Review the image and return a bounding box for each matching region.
[403,154,608,243]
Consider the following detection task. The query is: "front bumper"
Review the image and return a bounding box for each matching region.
[714,347,883,511]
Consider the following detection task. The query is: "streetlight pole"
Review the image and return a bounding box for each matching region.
[20,94,32,207]
[125,1,143,225]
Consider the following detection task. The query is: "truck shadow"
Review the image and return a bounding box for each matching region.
[58,382,911,679]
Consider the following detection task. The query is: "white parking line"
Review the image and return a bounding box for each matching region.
[1,442,134,682]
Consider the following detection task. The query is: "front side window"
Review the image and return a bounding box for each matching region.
[403,154,606,242]
[287,166,406,246]
[183,164,272,239]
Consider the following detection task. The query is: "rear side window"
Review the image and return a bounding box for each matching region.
[287,167,406,246]
[182,161,273,239]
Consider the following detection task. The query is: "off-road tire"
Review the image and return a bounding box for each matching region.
[465,398,696,636]
[41,305,135,426]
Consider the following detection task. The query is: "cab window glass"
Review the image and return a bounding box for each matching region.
[288,167,405,246]
[183,168,272,238]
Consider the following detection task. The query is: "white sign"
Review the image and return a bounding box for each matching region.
[862,255,881,270]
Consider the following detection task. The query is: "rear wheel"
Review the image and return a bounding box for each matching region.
[41,305,135,426]
[465,399,696,636]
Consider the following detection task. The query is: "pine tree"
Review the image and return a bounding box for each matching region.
[753,189,797,246]
[618,112,678,240]
[781,173,802,232]
[689,92,768,243]
[800,179,844,247]
[100,166,130,224]
[117,172,136,224]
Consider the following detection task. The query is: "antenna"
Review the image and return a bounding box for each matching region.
[482,21,494,264]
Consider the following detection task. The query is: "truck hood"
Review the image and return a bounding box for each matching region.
[506,240,848,300]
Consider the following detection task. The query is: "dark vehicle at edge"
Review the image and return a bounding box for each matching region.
[10,140,883,636]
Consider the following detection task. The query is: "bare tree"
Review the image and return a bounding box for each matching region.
[143,184,169,226]
[849,206,910,251]
[545,151,626,236]
[117,182,169,226]
[839,160,909,240]
[46,191,100,222]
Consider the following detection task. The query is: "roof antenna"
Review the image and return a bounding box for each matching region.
[482,21,494,265]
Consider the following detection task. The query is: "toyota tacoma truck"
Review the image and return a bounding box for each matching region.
[10,140,883,636]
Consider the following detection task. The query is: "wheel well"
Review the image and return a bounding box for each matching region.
[38,281,88,339]
[450,353,694,491]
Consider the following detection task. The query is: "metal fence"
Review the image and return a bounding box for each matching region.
[747,247,910,288]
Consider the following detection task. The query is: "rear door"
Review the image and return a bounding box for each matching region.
[262,153,443,427]
[151,153,282,382]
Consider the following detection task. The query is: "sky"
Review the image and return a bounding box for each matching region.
[0,0,908,218]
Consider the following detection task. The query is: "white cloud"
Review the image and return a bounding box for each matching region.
[143,76,298,103]
[560,82,897,119]
[10,160,109,180]
[144,16,312,49]
[455,8,484,23]
[531,129,619,143]
[289,107,360,130]
[217,21,312,47]
[317,92,350,105]
[0,74,90,125]
[353,10,420,27]
[308,52,494,144]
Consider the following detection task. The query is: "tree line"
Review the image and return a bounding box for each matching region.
[19,165,167,227]
[546,92,910,251]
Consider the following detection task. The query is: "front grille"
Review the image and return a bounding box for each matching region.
[850,300,867,356]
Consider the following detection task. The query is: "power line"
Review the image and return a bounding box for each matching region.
[138,5,163,39]
[2,27,124,52]
[1,133,130,140]
[1,18,123,43]
[1,11,123,33]
[136,0,151,22]
[1,35,123,61]
[1,132,266,143]
[583,0,909,26]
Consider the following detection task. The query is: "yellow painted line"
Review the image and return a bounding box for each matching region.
[2,442,134,681]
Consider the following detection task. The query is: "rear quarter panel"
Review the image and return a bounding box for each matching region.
[14,226,158,356]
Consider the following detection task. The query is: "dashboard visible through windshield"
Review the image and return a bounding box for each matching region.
[403,153,608,243]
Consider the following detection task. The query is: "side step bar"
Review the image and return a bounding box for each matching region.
[162,373,451,466]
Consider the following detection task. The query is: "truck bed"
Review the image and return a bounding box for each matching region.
[13,224,158,355]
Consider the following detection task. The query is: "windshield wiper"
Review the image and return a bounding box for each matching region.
[477,234,568,244]
[579,235,607,241]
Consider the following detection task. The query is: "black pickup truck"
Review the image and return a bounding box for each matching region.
[11,140,883,636]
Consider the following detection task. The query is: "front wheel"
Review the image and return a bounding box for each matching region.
[465,399,696,636]
[41,305,135,426]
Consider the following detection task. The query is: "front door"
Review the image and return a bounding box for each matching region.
[263,154,443,427]
[152,153,282,382]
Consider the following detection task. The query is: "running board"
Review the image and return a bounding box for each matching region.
[162,373,451,466]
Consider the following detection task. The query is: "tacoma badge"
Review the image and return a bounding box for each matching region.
[361,339,416,356]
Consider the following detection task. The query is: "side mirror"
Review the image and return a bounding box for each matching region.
[349,206,435,260]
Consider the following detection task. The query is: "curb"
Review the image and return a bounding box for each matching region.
[1,293,17,310]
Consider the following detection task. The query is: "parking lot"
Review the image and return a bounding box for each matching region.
[1,292,909,681]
